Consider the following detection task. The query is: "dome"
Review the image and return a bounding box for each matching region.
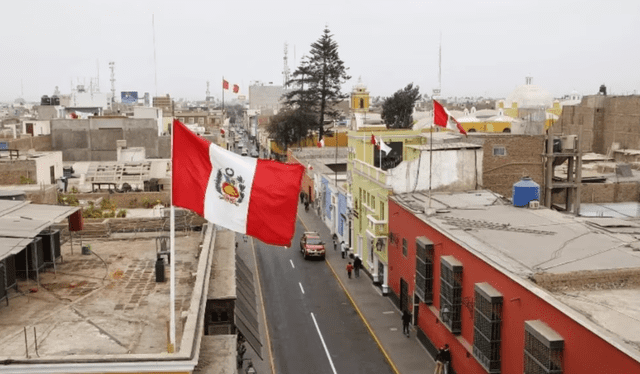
[506,77,553,108]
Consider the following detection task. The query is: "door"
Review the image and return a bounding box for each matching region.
[26,123,34,136]
[413,294,420,325]
[400,278,409,313]
[50,166,56,184]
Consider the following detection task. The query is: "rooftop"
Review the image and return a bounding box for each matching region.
[0,225,215,372]
[391,190,640,358]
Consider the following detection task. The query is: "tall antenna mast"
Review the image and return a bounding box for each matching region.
[152,14,158,97]
[283,43,290,88]
[206,81,210,101]
[109,61,116,104]
[96,59,100,92]
[432,33,442,98]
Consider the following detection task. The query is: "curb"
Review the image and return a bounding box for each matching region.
[298,214,401,374]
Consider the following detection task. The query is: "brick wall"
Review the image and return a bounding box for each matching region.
[469,134,545,199]
[1,135,53,152]
[552,182,639,204]
[0,160,37,185]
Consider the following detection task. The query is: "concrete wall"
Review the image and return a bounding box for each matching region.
[552,182,639,204]
[52,118,162,161]
[34,152,63,185]
[0,135,53,152]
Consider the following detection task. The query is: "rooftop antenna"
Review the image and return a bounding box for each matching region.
[21,79,23,98]
[283,43,290,88]
[206,81,210,101]
[432,32,442,98]
[152,14,158,97]
[96,59,100,92]
[109,61,116,104]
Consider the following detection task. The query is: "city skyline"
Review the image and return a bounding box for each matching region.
[1,0,639,102]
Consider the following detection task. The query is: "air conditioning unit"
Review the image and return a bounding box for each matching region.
[529,200,540,209]
[561,135,577,151]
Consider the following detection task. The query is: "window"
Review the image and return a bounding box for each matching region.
[179,117,185,123]
[380,202,385,220]
[493,146,506,156]
[189,117,195,124]
[473,283,503,373]
[198,117,205,125]
[402,238,408,257]
[371,196,375,210]
[524,320,564,374]
[440,256,463,334]
[415,237,434,304]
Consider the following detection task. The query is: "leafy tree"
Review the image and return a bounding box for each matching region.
[381,83,421,129]
[283,27,351,139]
[266,108,317,151]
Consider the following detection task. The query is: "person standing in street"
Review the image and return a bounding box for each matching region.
[353,255,362,278]
[341,241,346,259]
[402,309,411,337]
[346,262,354,279]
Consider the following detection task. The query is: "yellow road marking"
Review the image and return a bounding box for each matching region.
[297,214,401,374]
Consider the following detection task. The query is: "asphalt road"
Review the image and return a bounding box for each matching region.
[255,220,394,374]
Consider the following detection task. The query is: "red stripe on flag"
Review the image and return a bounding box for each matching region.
[246,159,305,246]
[172,119,212,217]
[433,100,448,128]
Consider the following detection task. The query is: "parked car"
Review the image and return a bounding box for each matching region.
[300,231,325,260]
[241,149,248,156]
[250,150,259,158]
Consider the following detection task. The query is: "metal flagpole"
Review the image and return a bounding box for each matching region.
[429,119,433,209]
[169,120,176,353]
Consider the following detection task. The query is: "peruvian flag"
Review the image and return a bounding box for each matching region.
[172,119,304,246]
[223,80,229,90]
[233,84,240,94]
[433,100,467,136]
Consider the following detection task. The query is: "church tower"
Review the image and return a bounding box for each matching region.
[351,77,369,112]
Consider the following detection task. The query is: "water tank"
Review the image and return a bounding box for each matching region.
[41,95,51,105]
[51,95,60,105]
[513,177,540,207]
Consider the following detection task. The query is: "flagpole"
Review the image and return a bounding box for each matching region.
[429,117,433,210]
[169,121,176,352]
[222,76,225,115]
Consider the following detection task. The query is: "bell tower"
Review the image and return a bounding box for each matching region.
[351,77,369,112]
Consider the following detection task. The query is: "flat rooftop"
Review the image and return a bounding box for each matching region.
[0,234,202,359]
[391,190,640,357]
[393,190,640,276]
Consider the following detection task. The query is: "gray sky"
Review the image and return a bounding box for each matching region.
[2,0,639,102]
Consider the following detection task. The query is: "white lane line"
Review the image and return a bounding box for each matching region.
[310,312,338,374]
[290,259,295,269]
[383,311,395,314]
[299,282,305,294]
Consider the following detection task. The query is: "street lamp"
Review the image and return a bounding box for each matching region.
[334,119,338,187]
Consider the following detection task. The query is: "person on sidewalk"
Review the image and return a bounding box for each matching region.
[299,191,304,204]
[402,309,411,337]
[341,241,346,259]
[346,262,354,278]
[353,255,362,278]
[434,344,451,374]
[333,238,337,251]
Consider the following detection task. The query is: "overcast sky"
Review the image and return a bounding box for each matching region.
[2,0,639,102]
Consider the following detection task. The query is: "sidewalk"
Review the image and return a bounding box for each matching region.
[297,202,436,374]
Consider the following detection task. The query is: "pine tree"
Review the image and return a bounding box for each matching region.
[283,28,351,140]
[381,83,421,129]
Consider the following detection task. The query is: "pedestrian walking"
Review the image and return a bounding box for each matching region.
[299,191,305,204]
[434,344,451,374]
[402,309,411,337]
[333,238,337,251]
[346,262,354,278]
[340,241,346,259]
[304,199,309,212]
[353,255,362,277]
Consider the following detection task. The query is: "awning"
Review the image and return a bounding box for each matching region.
[0,200,80,262]
[235,254,262,359]
[0,237,34,261]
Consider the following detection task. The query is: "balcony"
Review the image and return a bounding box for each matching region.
[366,214,388,238]
[352,159,391,188]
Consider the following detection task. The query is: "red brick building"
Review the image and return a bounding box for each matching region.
[388,190,640,374]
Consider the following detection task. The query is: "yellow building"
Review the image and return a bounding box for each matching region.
[350,78,370,112]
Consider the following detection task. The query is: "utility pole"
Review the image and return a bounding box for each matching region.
[109,62,116,104]
[283,43,290,88]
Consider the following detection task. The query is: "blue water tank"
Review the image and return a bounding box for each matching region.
[513,177,540,207]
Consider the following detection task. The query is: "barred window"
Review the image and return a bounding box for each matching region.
[524,320,564,374]
[402,238,408,257]
[473,283,503,373]
[439,256,462,333]
[415,236,434,304]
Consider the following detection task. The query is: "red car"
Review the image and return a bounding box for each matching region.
[300,232,325,260]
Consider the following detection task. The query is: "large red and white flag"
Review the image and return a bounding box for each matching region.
[433,100,467,136]
[172,120,305,246]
